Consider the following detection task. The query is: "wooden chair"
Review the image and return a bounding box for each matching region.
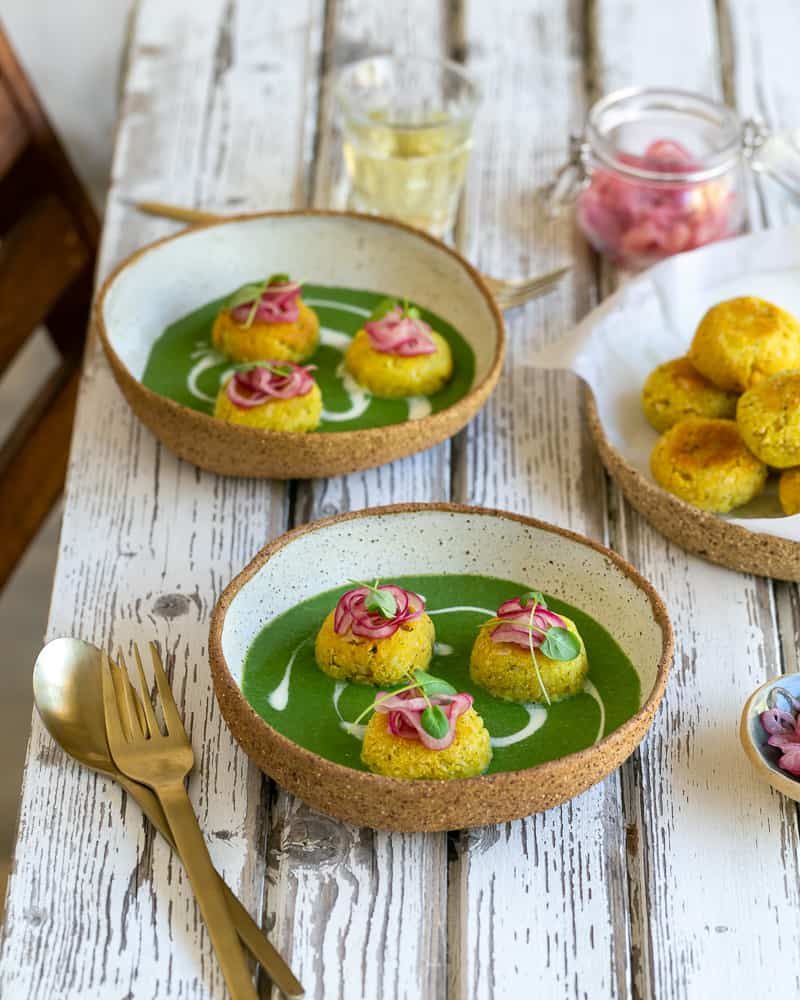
[0,24,99,591]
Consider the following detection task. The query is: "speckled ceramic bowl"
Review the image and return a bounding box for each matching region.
[96,211,504,479]
[209,503,673,831]
[740,672,800,802]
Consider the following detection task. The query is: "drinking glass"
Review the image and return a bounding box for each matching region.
[334,55,479,238]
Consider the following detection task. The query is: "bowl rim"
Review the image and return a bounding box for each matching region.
[94,208,506,452]
[740,673,800,802]
[584,387,800,579]
[208,502,674,806]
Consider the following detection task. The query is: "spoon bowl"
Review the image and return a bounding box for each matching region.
[740,672,800,802]
[33,637,116,776]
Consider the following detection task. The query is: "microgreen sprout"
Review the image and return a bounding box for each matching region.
[520,590,546,609]
[346,669,456,731]
[540,627,581,661]
[368,296,422,324]
[227,274,297,328]
[347,579,397,619]
[228,280,269,328]
[527,600,551,706]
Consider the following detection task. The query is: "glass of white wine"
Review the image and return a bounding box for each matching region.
[334,55,479,238]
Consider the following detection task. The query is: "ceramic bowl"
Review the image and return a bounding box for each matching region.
[209,503,673,831]
[96,211,504,479]
[740,672,800,802]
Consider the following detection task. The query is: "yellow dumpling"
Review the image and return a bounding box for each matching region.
[469,615,588,703]
[361,707,492,779]
[779,468,800,516]
[344,329,453,398]
[688,296,800,392]
[650,417,767,513]
[212,299,319,363]
[213,378,321,432]
[641,356,738,433]
[314,609,434,686]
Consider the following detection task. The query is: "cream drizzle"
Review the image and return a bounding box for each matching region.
[304,298,371,317]
[490,703,547,748]
[321,359,372,422]
[407,396,432,421]
[187,351,225,403]
[267,637,308,711]
[318,328,353,352]
[428,606,495,617]
[333,681,367,739]
[584,679,606,744]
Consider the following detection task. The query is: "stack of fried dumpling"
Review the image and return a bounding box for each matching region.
[642,296,800,514]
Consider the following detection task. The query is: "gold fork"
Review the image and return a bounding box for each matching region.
[479,266,571,310]
[108,658,303,998]
[101,644,257,1000]
[127,199,569,310]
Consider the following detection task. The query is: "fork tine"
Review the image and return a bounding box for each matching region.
[116,648,149,737]
[497,284,553,309]
[488,264,571,308]
[128,675,149,737]
[100,650,127,755]
[147,641,186,739]
[113,649,140,741]
[131,643,161,737]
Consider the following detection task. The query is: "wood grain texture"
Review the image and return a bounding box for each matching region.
[593,3,800,997]
[720,4,800,986]
[4,1,800,998]
[447,3,634,998]
[264,4,451,998]
[0,1,304,996]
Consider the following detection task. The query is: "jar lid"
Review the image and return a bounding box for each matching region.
[586,87,742,184]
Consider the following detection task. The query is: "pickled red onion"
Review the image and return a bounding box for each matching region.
[231,281,301,325]
[333,584,425,639]
[375,688,473,750]
[226,362,316,409]
[576,138,738,269]
[489,595,566,650]
[364,306,437,357]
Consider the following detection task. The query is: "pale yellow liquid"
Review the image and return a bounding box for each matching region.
[342,112,472,236]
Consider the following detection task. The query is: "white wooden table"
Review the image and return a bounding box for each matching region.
[2,2,799,997]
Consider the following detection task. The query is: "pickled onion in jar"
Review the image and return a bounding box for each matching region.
[576,139,741,270]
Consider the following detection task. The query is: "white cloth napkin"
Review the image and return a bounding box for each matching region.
[526,225,800,542]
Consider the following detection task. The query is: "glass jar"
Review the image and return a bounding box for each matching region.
[546,87,798,271]
[334,56,479,238]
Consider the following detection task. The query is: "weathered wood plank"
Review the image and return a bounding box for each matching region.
[448,3,634,998]
[264,4,451,998]
[0,1,323,996]
[721,0,800,975]
[593,2,800,996]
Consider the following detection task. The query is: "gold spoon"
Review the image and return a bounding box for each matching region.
[32,637,303,998]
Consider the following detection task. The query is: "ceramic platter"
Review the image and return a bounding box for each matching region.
[529,226,800,580]
[96,211,505,479]
[209,504,673,832]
